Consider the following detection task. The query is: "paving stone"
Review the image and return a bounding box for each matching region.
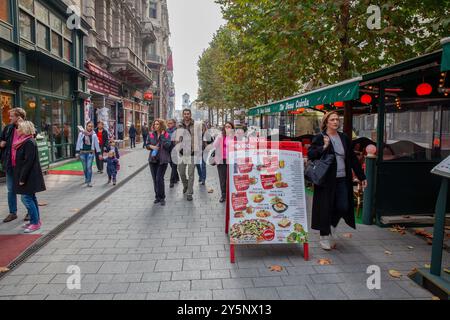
[222,278,254,289]
[141,272,172,282]
[337,283,380,300]
[98,262,130,274]
[111,273,143,283]
[159,281,191,292]
[244,287,280,300]
[62,282,99,294]
[375,281,413,299]
[28,284,65,295]
[95,283,129,294]
[183,258,210,271]
[113,293,147,300]
[9,263,48,275]
[155,259,182,272]
[276,285,314,300]
[310,273,345,284]
[201,270,231,279]
[213,289,246,300]
[180,290,213,300]
[252,276,284,288]
[396,280,434,298]
[172,271,201,281]
[0,284,35,296]
[126,261,156,273]
[127,282,160,293]
[146,291,180,300]
[191,279,222,290]
[79,294,114,300]
[306,283,348,300]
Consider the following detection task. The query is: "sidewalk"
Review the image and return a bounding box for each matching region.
[0,162,447,300]
[0,146,149,266]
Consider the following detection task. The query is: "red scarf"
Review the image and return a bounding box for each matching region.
[12,134,33,167]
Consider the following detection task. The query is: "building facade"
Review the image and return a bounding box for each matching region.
[82,0,155,144]
[0,0,90,163]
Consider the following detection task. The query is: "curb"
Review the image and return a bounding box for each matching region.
[0,161,149,282]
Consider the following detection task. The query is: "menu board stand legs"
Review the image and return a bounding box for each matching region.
[230,244,235,263]
[303,243,309,261]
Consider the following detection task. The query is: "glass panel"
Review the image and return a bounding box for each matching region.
[37,22,48,49]
[63,24,72,39]
[62,100,72,145]
[34,1,48,24]
[19,0,33,11]
[0,0,10,23]
[22,94,36,125]
[62,72,70,96]
[149,2,157,18]
[0,47,15,69]
[39,61,52,92]
[442,107,450,158]
[53,70,63,95]
[63,39,71,61]
[40,96,51,140]
[51,31,61,56]
[19,11,32,41]
[49,12,62,33]
[1,92,14,128]
[52,99,63,160]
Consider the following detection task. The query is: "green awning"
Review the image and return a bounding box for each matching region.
[248,77,361,116]
[441,38,450,72]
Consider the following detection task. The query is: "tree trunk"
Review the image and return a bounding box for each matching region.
[338,0,351,81]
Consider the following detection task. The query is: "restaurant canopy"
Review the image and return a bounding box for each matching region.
[441,37,450,72]
[248,77,361,116]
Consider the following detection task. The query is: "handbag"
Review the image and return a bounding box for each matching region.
[305,136,335,186]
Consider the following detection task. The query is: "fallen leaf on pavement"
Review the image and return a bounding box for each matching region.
[424,264,431,269]
[407,268,418,277]
[407,246,414,249]
[388,269,402,278]
[0,267,9,273]
[414,229,433,239]
[431,296,440,300]
[342,233,352,238]
[444,268,450,274]
[70,208,80,213]
[384,250,392,255]
[317,258,332,265]
[38,202,48,206]
[389,225,406,235]
[207,189,214,193]
[269,265,283,272]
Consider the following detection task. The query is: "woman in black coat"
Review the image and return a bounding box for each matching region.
[307,111,366,250]
[12,121,46,233]
[146,119,172,206]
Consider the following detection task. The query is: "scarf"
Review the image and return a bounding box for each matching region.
[12,134,33,167]
[82,130,94,146]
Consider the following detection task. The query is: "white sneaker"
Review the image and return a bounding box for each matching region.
[330,227,338,248]
[320,236,332,250]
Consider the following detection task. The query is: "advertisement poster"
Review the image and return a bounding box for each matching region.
[228,140,308,245]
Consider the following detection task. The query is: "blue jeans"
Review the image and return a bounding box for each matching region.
[80,153,94,183]
[6,169,17,215]
[21,194,40,225]
[196,159,206,182]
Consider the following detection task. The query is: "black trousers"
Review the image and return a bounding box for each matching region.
[170,161,179,184]
[217,163,228,198]
[142,135,148,148]
[149,163,168,200]
[320,177,349,236]
[95,152,104,172]
[130,137,136,148]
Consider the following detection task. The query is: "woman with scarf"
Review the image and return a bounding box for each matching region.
[213,122,235,203]
[12,121,46,233]
[146,119,172,206]
[76,121,102,187]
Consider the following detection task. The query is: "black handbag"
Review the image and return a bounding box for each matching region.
[305,150,335,186]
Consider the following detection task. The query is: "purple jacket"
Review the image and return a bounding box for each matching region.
[145,131,172,164]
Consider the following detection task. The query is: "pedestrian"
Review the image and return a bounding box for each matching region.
[95,121,109,174]
[213,121,235,203]
[129,124,136,148]
[142,123,149,149]
[106,139,120,159]
[12,121,46,233]
[0,107,27,223]
[166,119,180,188]
[308,111,367,250]
[175,109,206,201]
[75,121,102,187]
[103,150,119,186]
[146,119,172,206]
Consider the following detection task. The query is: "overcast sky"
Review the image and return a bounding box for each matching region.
[167,0,225,109]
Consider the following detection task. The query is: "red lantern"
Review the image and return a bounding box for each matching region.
[360,94,372,104]
[416,83,432,96]
[316,105,324,110]
[298,108,305,113]
[334,101,344,108]
[144,91,153,101]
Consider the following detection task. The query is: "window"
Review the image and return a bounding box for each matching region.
[51,31,62,56]
[19,0,34,11]
[19,11,32,41]
[0,0,10,23]
[49,12,62,33]
[34,1,48,24]
[23,94,37,125]
[63,39,71,61]
[37,22,48,49]
[149,2,157,19]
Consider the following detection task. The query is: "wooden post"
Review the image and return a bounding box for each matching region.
[343,100,353,138]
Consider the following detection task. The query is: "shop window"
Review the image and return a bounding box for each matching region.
[37,22,48,49]
[62,73,70,96]
[19,0,34,12]
[63,24,72,39]
[49,12,61,33]
[1,92,14,128]
[23,93,37,125]
[19,10,33,41]
[0,47,15,69]
[62,100,72,145]
[63,39,72,61]
[34,1,48,24]
[52,99,63,160]
[51,31,62,56]
[40,96,51,138]
[0,0,10,23]
[53,70,63,95]
[39,62,52,92]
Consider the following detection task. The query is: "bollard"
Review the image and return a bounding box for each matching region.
[362,153,376,225]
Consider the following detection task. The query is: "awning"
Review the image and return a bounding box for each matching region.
[441,38,450,72]
[248,77,361,116]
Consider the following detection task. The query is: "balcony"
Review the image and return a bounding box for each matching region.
[146,53,164,67]
[141,21,157,42]
[109,47,153,88]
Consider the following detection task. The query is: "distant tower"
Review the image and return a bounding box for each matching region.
[182,93,190,109]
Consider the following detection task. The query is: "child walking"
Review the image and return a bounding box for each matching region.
[103,150,119,185]
[106,139,120,159]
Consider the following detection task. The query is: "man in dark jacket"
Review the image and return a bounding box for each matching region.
[129,124,137,148]
[95,121,109,174]
[166,119,179,188]
[0,107,27,223]
[142,123,149,149]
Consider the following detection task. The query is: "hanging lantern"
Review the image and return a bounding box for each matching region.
[298,108,305,113]
[360,94,372,104]
[144,91,154,101]
[334,101,344,108]
[316,105,324,111]
[416,83,432,96]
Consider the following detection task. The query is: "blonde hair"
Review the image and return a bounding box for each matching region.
[153,119,167,132]
[18,120,36,136]
[321,111,340,131]
[10,107,26,119]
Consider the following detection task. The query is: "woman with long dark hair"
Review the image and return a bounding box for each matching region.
[213,121,235,203]
[76,121,102,187]
[146,119,172,206]
[308,111,367,250]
